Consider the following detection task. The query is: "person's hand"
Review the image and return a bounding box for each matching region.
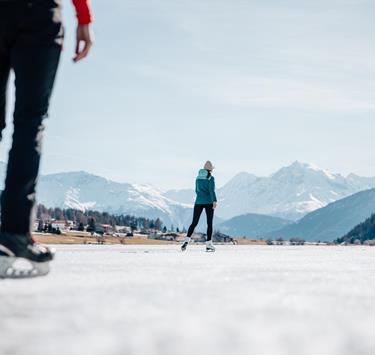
[73,24,93,62]
[213,202,217,209]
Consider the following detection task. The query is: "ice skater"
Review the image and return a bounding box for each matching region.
[0,0,93,278]
[181,161,217,252]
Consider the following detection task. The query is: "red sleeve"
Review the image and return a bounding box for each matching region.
[72,0,93,24]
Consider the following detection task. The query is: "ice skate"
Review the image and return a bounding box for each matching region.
[0,234,55,279]
[206,240,215,252]
[181,237,191,252]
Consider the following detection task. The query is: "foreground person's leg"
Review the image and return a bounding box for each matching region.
[0,4,11,141]
[1,0,63,237]
[0,51,10,141]
[1,46,61,236]
[0,1,62,277]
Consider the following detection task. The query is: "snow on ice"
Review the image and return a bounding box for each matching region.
[1,245,375,355]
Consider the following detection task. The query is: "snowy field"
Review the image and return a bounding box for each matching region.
[1,245,375,355]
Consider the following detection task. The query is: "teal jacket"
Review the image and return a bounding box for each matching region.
[195,169,217,205]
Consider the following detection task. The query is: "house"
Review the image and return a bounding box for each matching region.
[33,221,40,232]
[149,232,178,241]
[99,224,116,234]
[51,220,70,231]
[212,232,236,244]
[116,226,132,233]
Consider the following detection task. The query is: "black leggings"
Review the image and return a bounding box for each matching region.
[187,204,214,241]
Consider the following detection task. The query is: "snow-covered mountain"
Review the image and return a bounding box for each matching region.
[163,189,196,205]
[217,213,293,238]
[265,188,375,242]
[1,160,375,226]
[217,161,375,220]
[0,162,192,228]
[36,171,194,228]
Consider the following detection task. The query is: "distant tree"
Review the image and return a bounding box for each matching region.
[54,208,64,221]
[111,220,117,232]
[336,213,375,245]
[33,203,164,235]
[37,219,44,232]
[143,219,150,229]
[87,218,96,233]
[78,222,85,232]
[162,226,167,233]
[154,218,163,231]
[130,223,137,232]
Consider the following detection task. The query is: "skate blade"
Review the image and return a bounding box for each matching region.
[0,256,50,279]
[181,243,188,252]
[206,249,215,253]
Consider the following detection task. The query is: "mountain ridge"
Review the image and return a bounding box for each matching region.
[217,213,293,238]
[217,161,375,220]
[1,161,375,229]
[265,188,375,242]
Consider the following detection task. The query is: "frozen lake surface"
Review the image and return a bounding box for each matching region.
[1,244,375,355]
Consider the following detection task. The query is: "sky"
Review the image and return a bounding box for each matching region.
[1,0,375,189]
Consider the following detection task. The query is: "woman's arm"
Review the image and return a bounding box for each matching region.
[72,0,94,62]
[209,177,217,207]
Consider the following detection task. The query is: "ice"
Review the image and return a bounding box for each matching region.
[1,245,375,355]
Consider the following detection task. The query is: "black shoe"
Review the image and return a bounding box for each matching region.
[181,242,188,252]
[0,232,55,263]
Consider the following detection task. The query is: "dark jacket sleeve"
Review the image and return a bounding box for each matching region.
[209,177,217,203]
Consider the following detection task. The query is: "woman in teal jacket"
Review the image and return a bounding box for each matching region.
[181,161,217,252]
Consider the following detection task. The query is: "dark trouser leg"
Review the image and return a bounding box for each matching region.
[187,204,204,237]
[0,44,61,235]
[205,204,214,241]
[0,55,10,141]
[0,18,11,141]
[0,1,63,237]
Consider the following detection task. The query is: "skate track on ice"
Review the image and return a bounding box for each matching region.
[1,245,375,355]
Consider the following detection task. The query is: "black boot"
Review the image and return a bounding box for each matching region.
[0,232,55,262]
[181,242,188,252]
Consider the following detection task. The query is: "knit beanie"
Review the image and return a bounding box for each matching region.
[204,161,215,171]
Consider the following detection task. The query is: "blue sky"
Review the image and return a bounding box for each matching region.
[1,0,375,189]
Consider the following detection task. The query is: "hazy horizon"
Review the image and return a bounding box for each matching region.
[1,0,375,189]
